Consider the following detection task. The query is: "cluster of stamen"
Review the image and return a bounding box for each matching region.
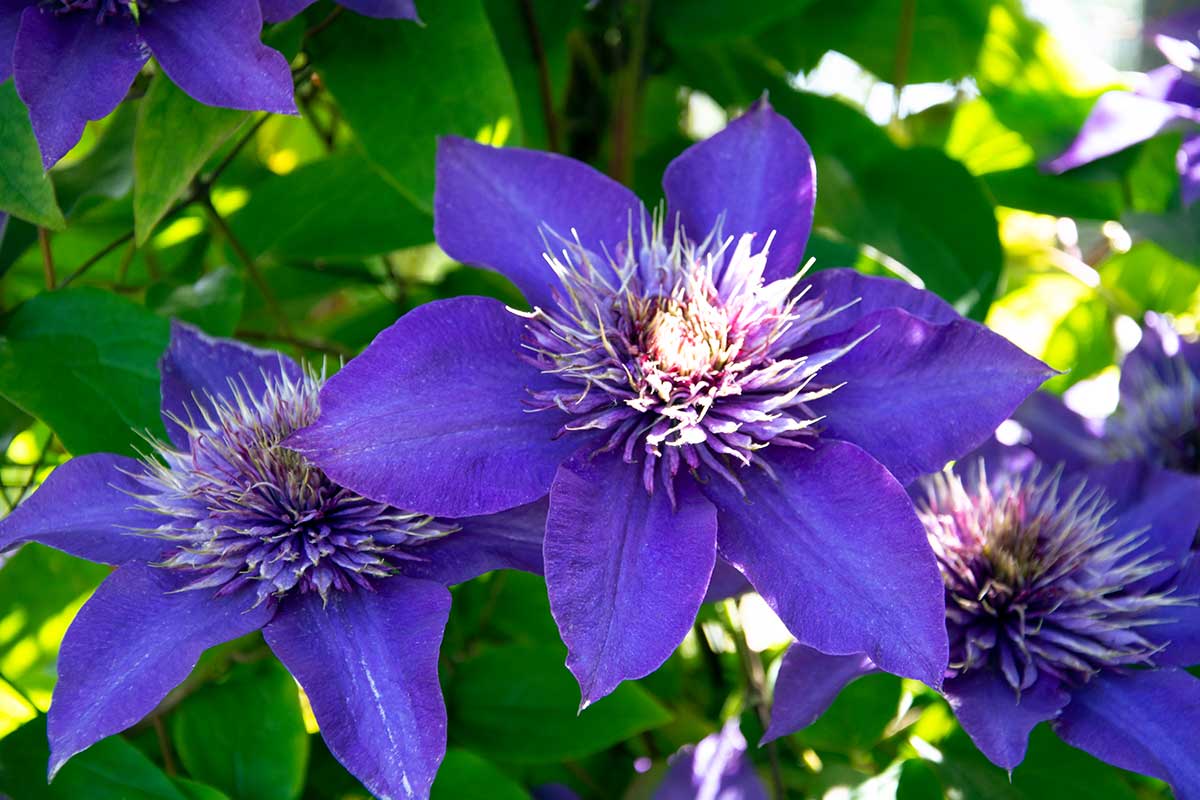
[45,0,168,22]
[918,464,1189,694]
[129,366,456,606]
[1106,355,1200,474]
[517,215,856,500]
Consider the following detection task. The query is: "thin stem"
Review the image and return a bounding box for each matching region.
[518,0,563,152]
[891,0,917,123]
[38,228,55,290]
[152,715,178,777]
[199,190,293,338]
[723,601,786,800]
[234,328,351,358]
[608,0,650,184]
[304,5,345,40]
[204,113,271,189]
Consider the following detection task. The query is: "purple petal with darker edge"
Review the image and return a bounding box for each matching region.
[1141,65,1200,106]
[655,719,768,800]
[1149,556,1200,667]
[259,0,314,23]
[704,441,948,687]
[139,0,296,116]
[1054,669,1200,798]
[434,136,648,311]
[763,644,877,743]
[801,268,959,343]
[0,0,26,83]
[341,0,419,19]
[13,7,147,169]
[1009,391,1106,471]
[289,296,579,517]
[663,98,814,283]
[48,562,273,777]
[161,320,301,449]
[944,671,1070,770]
[264,577,451,800]
[806,310,1053,485]
[545,452,717,705]
[396,498,549,586]
[0,453,168,565]
[1044,88,1195,175]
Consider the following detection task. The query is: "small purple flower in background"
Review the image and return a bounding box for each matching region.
[1045,8,1200,205]
[0,0,296,169]
[534,719,767,800]
[0,323,545,800]
[766,395,1200,795]
[289,100,1052,706]
[259,0,417,23]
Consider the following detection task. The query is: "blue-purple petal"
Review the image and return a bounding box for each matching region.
[702,558,752,604]
[396,499,548,586]
[161,320,301,449]
[435,136,647,311]
[1009,391,1106,471]
[663,98,814,283]
[1054,669,1200,798]
[763,644,877,743]
[0,453,168,566]
[655,719,768,800]
[1181,131,1200,206]
[801,268,959,343]
[806,310,1053,485]
[545,452,717,705]
[1044,87,1196,175]
[340,0,418,18]
[944,671,1070,770]
[139,0,296,116]
[289,296,578,517]
[259,0,314,22]
[264,577,451,800]
[48,563,273,777]
[1150,555,1200,667]
[13,7,147,168]
[0,0,25,83]
[705,441,948,688]
[1120,311,1200,404]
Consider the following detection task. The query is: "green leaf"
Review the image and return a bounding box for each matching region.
[146,266,246,337]
[1100,242,1200,316]
[0,288,169,456]
[448,644,672,763]
[53,101,138,216]
[0,716,187,800]
[0,83,65,230]
[230,154,431,259]
[431,749,530,800]
[170,659,309,800]
[983,166,1124,220]
[311,0,521,212]
[794,673,903,752]
[0,544,108,704]
[171,778,232,800]
[134,75,248,245]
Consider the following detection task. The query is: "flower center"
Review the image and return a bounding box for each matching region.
[918,465,1189,693]
[1106,355,1200,474]
[517,217,849,499]
[46,0,161,21]
[133,367,455,606]
[641,296,729,379]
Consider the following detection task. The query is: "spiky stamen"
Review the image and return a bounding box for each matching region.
[1107,355,1200,473]
[130,366,456,606]
[516,214,856,499]
[918,464,1191,694]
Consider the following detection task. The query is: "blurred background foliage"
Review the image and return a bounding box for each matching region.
[0,0,1195,797]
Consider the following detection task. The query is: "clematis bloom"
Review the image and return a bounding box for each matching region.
[767,394,1200,796]
[291,100,1052,706]
[1045,9,1200,205]
[0,323,546,800]
[0,0,296,168]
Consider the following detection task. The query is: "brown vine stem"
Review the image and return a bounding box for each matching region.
[38,228,55,290]
[608,0,650,184]
[891,0,917,124]
[518,0,563,152]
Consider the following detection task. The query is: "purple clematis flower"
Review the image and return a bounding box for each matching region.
[289,100,1052,706]
[0,0,296,169]
[535,719,767,800]
[766,395,1200,795]
[259,0,417,23]
[1044,9,1200,205]
[0,323,546,800]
